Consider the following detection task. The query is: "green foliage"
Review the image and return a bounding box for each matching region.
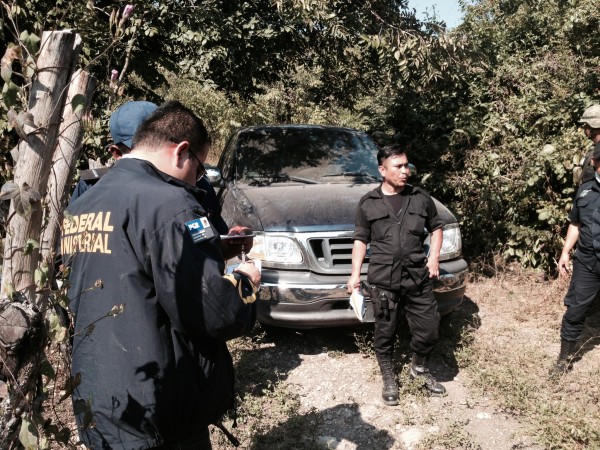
[157,66,394,163]
[395,0,600,270]
[3,1,593,274]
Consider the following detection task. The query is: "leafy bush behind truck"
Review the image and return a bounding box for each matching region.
[212,125,468,328]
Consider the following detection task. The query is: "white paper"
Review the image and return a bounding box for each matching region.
[252,258,262,274]
[349,289,365,322]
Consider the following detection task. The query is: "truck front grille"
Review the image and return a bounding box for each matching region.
[308,237,357,270]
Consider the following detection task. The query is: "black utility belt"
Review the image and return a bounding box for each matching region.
[368,285,398,302]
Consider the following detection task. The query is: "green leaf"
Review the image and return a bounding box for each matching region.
[20,30,40,56]
[34,268,47,289]
[2,80,19,109]
[72,398,93,429]
[541,144,555,156]
[9,183,42,219]
[0,181,20,201]
[48,312,68,343]
[60,373,81,402]
[54,428,71,445]
[5,282,15,300]
[39,359,56,381]
[71,94,86,115]
[54,292,70,309]
[19,417,47,450]
[537,210,551,221]
[23,54,36,79]
[23,238,40,255]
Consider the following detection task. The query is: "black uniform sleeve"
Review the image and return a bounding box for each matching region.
[425,196,443,232]
[353,200,371,243]
[148,208,256,342]
[568,203,580,224]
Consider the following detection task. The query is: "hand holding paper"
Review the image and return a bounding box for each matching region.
[349,288,365,322]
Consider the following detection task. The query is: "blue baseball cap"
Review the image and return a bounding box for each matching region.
[109,101,158,148]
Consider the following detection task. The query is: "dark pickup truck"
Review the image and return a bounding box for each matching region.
[212,124,468,328]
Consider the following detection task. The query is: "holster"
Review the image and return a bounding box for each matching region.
[369,285,398,321]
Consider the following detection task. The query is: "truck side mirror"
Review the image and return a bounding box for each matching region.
[206,166,223,186]
[409,163,417,177]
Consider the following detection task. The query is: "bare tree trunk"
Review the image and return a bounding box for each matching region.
[41,68,97,271]
[1,30,78,303]
[0,30,91,450]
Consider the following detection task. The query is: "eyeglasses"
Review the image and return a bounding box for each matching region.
[187,148,206,181]
[169,137,206,181]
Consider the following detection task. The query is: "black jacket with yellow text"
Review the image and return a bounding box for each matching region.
[62,157,256,449]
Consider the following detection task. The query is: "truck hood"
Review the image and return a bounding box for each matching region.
[225,183,457,233]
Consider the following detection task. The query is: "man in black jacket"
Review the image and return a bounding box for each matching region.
[347,144,446,406]
[70,100,246,258]
[62,101,260,449]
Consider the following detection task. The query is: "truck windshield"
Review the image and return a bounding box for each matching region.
[234,127,381,184]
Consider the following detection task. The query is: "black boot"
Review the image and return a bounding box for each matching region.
[377,355,399,406]
[410,353,446,395]
[550,339,576,377]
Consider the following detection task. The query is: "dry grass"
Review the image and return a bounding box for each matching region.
[463,271,600,449]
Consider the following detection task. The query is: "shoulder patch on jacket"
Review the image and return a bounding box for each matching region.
[580,189,591,198]
[185,217,215,243]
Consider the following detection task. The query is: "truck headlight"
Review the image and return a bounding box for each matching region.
[440,224,462,261]
[247,233,303,263]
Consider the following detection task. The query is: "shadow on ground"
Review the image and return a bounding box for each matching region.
[249,403,395,450]
[226,296,481,448]
[392,295,481,382]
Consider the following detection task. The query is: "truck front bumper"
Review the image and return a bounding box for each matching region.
[256,259,468,329]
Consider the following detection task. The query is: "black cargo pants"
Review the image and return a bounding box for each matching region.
[561,258,600,342]
[373,273,440,358]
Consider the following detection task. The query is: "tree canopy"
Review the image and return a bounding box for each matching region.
[1,0,599,268]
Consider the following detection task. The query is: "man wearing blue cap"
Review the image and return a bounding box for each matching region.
[70,101,158,201]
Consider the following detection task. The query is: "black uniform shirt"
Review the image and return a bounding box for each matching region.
[569,176,600,269]
[353,184,443,290]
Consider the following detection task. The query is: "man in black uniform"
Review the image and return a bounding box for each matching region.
[347,144,445,406]
[575,104,600,185]
[62,101,260,449]
[553,144,600,375]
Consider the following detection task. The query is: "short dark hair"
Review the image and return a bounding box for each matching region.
[132,100,210,152]
[377,144,408,166]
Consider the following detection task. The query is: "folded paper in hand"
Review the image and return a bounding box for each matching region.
[349,288,365,322]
